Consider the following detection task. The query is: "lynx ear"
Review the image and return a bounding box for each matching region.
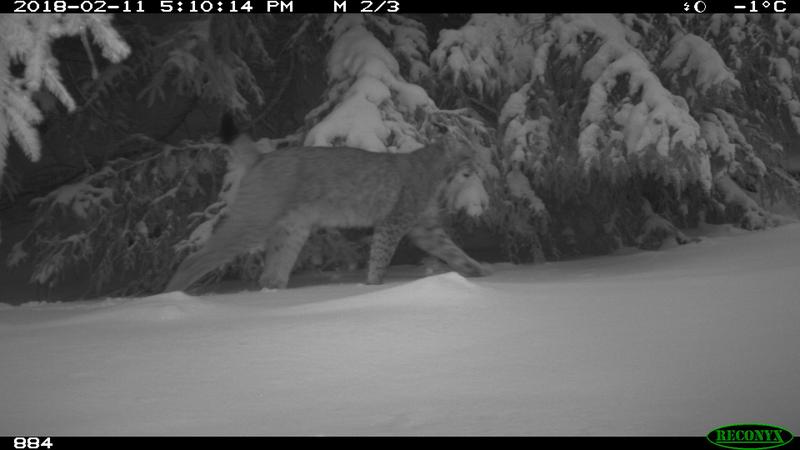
[219,112,239,144]
[425,118,450,144]
[219,112,261,166]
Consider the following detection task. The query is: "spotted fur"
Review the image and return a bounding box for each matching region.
[164,121,489,293]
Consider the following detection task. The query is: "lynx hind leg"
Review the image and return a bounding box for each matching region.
[258,214,312,290]
[408,220,490,278]
[366,218,416,285]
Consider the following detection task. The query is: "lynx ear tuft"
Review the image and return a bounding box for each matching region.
[219,113,240,144]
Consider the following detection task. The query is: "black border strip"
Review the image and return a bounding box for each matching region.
[3,0,799,14]
[3,436,734,450]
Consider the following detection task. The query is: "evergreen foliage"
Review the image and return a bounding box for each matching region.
[2,14,799,298]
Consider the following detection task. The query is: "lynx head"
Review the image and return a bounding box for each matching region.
[423,115,493,216]
[425,121,472,170]
[424,115,490,179]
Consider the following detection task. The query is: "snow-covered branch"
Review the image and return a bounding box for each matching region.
[0,14,130,185]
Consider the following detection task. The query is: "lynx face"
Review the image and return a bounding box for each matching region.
[164,124,489,293]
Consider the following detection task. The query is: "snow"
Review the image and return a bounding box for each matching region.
[305,76,393,152]
[774,58,793,83]
[702,108,767,181]
[728,25,746,43]
[701,114,736,164]
[498,83,530,126]
[327,24,400,82]
[500,84,553,172]
[506,167,546,213]
[31,173,114,219]
[6,241,28,267]
[304,16,433,153]
[715,175,772,229]
[431,14,538,99]
[662,34,741,93]
[552,13,638,82]
[388,16,430,82]
[607,52,700,154]
[499,82,554,178]
[768,53,800,134]
[556,14,707,185]
[2,223,799,435]
[578,122,602,169]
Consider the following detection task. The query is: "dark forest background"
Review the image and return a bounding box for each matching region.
[1,13,798,302]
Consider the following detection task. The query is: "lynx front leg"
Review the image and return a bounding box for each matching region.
[258,218,312,289]
[408,220,490,278]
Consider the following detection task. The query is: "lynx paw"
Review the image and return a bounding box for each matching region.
[460,262,492,277]
[365,276,385,285]
[258,274,288,290]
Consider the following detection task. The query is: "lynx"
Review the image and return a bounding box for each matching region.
[164,116,490,293]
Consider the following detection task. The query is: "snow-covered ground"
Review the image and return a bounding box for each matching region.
[1,224,799,436]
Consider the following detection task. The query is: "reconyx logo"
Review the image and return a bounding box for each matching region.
[707,424,794,450]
